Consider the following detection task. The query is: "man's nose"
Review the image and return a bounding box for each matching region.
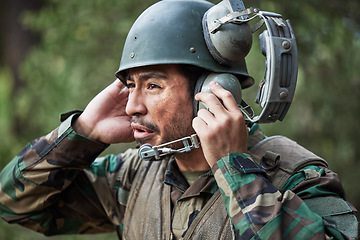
[125,90,147,116]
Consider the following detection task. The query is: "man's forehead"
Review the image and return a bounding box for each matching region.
[126,64,182,81]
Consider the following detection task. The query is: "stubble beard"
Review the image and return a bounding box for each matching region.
[133,114,195,150]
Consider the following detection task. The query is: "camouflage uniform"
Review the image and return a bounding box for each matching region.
[0,112,357,239]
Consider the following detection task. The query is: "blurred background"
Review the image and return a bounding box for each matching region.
[0,0,359,239]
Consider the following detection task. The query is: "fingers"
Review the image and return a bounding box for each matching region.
[78,79,133,143]
[194,80,244,128]
[103,79,129,100]
[195,108,216,126]
[114,78,124,86]
[195,81,240,116]
[112,78,126,92]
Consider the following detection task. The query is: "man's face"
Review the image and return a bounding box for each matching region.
[125,64,195,147]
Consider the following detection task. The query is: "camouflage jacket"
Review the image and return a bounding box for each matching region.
[0,113,358,239]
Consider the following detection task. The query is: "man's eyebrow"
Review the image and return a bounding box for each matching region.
[138,72,168,80]
[126,72,167,82]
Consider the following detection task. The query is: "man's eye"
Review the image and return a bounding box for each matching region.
[126,83,135,89]
[148,83,160,90]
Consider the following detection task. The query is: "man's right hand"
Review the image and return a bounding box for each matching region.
[73,79,135,144]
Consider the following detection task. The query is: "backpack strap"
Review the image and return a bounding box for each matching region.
[303,196,358,239]
[248,136,358,238]
[248,135,328,189]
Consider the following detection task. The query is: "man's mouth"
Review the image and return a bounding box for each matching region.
[131,122,155,140]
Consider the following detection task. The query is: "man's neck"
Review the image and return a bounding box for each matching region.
[174,148,210,171]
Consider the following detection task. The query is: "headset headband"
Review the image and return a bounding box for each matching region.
[203,5,298,123]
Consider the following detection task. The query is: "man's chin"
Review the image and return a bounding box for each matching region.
[136,137,160,147]
[136,138,179,149]
[136,138,150,146]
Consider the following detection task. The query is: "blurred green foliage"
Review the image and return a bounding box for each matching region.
[0,0,359,239]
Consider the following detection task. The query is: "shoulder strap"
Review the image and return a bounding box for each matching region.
[248,136,328,189]
[248,136,359,238]
[303,196,358,238]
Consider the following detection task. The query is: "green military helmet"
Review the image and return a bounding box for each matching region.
[115,0,254,88]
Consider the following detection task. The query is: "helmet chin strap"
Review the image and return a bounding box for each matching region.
[138,134,200,161]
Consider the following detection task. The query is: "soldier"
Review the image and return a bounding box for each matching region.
[0,0,358,239]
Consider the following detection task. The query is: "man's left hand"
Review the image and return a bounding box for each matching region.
[192,81,248,167]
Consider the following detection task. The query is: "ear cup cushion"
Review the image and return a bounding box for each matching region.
[193,72,210,117]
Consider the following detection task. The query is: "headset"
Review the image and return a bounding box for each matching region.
[139,0,298,161]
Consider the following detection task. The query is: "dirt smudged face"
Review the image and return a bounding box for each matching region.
[126,64,195,149]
